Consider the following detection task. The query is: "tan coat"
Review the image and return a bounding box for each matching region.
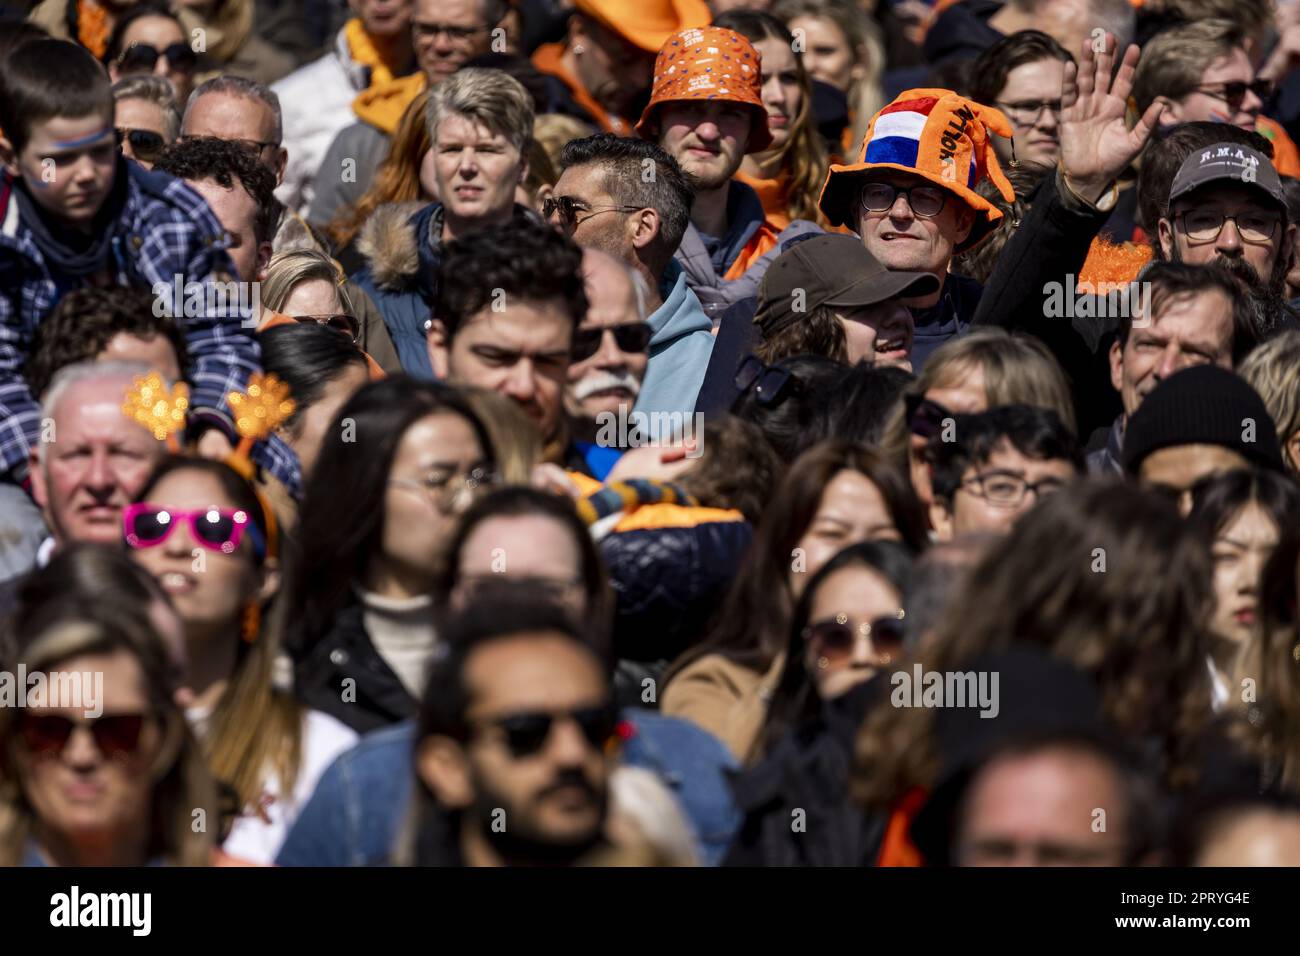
[661,652,786,762]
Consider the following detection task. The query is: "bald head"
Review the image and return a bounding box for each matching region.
[581,247,645,326]
[566,249,652,423]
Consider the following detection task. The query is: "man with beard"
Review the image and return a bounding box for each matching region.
[566,249,652,479]
[408,596,617,866]
[1157,143,1296,338]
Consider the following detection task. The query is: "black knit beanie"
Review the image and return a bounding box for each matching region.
[1122,365,1281,474]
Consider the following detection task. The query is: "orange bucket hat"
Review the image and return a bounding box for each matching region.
[573,0,712,53]
[634,26,773,152]
[818,88,1016,252]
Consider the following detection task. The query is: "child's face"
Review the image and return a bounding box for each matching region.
[7,114,116,228]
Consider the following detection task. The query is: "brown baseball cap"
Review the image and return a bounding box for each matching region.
[754,235,940,338]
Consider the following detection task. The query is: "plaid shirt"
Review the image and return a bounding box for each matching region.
[0,163,300,496]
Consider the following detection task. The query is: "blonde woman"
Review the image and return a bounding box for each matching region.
[1239,330,1300,478]
[0,603,218,867]
[715,10,831,229]
[260,248,400,373]
[772,0,886,154]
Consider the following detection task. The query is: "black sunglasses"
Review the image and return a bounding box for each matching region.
[905,393,954,440]
[116,41,197,74]
[1196,79,1274,110]
[18,712,149,760]
[733,355,799,407]
[473,704,621,759]
[115,127,166,162]
[570,322,653,362]
[804,613,907,665]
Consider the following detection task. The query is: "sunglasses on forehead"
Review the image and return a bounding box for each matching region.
[570,322,652,362]
[115,41,197,74]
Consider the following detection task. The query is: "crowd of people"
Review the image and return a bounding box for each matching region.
[4,0,1300,869]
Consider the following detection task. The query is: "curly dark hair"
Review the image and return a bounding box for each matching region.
[435,219,587,339]
[152,136,278,243]
[25,286,189,399]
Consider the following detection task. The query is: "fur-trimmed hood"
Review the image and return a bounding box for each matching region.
[355,201,433,292]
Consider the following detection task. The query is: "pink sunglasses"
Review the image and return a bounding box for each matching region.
[122,503,265,557]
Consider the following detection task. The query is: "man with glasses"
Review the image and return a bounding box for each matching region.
[309,0,507,230]
[969,30,1074,172]
[1121,364,1282,514]
[818,86,1015,370]
[549,134,715,417]
[1157,143,1296,301]
[927,404,1083,541]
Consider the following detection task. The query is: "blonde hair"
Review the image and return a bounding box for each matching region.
[1239,331,1300,478]
[261,249,352,316]
[463,388,541,484]
[111,75,181,141]
[0,615,218,866]
[426,68,534,153]
[771,0,885,149]
[533,113,597,172]
[883,329,1078,469]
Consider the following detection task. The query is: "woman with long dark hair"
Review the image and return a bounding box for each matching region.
[1188,469,1300,706]
[726,540,914,865]
[288,377,498,733]
[661,440,926,760]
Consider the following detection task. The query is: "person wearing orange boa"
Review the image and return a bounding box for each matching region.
[271,1,417,217]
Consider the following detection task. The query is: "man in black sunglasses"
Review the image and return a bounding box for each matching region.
[412,596,616,866]
[1133,21,1272,135]
[565,249,651,460]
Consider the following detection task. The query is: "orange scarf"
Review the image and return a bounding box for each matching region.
[344,17,399,88]
[78,0,110,60]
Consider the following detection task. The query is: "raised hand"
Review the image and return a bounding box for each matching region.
[1059,32,1165,204]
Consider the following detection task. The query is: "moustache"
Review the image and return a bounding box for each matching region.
[573,368,641,401]
[535,769,600,804]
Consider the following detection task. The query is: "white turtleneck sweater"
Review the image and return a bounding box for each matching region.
[356,586,438,698]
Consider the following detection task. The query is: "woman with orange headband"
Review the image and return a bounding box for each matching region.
[121,394,358,862]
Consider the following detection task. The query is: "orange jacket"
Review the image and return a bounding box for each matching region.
[1257,116,1300,179]
[722,221,781,281]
